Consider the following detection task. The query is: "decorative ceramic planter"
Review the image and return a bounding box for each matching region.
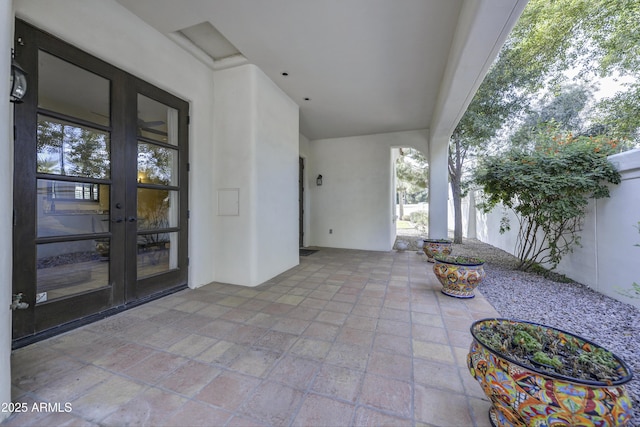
[433,255,485,298]
[422,238,452,262]
[468,318,634,427]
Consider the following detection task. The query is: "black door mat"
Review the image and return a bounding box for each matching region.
[299,249,318,256]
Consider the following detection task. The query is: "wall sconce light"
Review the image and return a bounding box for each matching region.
[10,50,28,103]
[316,174,323,186]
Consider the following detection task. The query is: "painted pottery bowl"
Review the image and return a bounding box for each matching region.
[467,318,634,427]
[422,238,453,262]
[433,255,485,298]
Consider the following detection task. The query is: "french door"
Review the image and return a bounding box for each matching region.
[12,21,189,345]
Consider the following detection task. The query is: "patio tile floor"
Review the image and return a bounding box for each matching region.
[6,248,498,426]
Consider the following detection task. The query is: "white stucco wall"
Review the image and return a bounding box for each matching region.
[1,3,14,421]
[213,64,299,286]
[308,130,427,251]
[476,149,640,308]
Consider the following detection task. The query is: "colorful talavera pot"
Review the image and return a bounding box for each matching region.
[433,255,485,298]
[422,238,453,262]
[468,318,634,427]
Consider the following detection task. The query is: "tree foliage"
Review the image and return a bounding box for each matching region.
[396,148,428,219]
[475,129,621,271]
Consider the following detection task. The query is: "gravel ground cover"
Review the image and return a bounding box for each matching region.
[450,238,640,425]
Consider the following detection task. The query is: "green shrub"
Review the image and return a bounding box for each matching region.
[475,131,621,271]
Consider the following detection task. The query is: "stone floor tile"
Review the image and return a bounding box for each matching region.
[447,328,474,348]
[226,414,268,427]
[93,343,155,373]
[12,352,86,393]
[414,385,474,426]
[379,306,411,322]
[353,406,412,426]
[271,317,310,335]
[359,373,412,418]
[195,340,247,366]
[32,364,111,403]
[452,345,471,368]
[195,371,260,411]
[245,312,278,328]
[70,376,145,422]
[196,318,238,339]
[124,351,187,384]
[166,334,217,358]
[412,312,445,328]
[225,324,268,345]
[324,300,354,314]
[240,381,304,426]
[310,364,363,403]
[138,326,190,350]
[287,305,320,321]
[100,386,186,427]
[147,309,190,326]
[366,351,412,381]
[267,354,320,389]
[412,340,454,364]
[217,295,249,308]
[351,304,383,318]
[164,401,232,427]
[292,393,355,427]
[468,396,494,427]
[302,321,340,341]
[220,307,258,323]
[344,315,378,331]
[377,318,411,337]
[315,310,348,326]
[336,327,374,348]
[413,359,464,393]
[289,337,332,360]
[2,412,100,427]
[254,330,298,352]
[194,303,231,319]
[412,324,448,344]
[325,342,369,370]
[158,360,221,397]
[228,348,281,378]
[372,333,412,356]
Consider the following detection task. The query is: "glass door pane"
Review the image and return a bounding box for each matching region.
[136,94,180,280]
[35,50,112,305]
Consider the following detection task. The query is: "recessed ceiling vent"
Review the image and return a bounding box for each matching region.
[178,21,241,61]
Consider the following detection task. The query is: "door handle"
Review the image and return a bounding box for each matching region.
[111,217,124,223]
[128,217,137,222]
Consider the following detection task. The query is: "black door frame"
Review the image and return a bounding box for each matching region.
[12,20,189,347]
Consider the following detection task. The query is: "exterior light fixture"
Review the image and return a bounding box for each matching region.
[316,174,323,186]
[10,53,28,103]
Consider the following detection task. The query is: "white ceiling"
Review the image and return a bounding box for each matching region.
[115,0,527,141]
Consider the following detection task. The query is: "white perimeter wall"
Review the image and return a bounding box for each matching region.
[308,130,427,251]
[475,149,640,309]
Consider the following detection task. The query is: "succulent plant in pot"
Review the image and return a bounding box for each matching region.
[468,318,634,427]
[433,255,485,298]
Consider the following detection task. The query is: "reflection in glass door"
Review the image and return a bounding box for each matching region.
[136,95,180,280]
[33,51,116,322]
